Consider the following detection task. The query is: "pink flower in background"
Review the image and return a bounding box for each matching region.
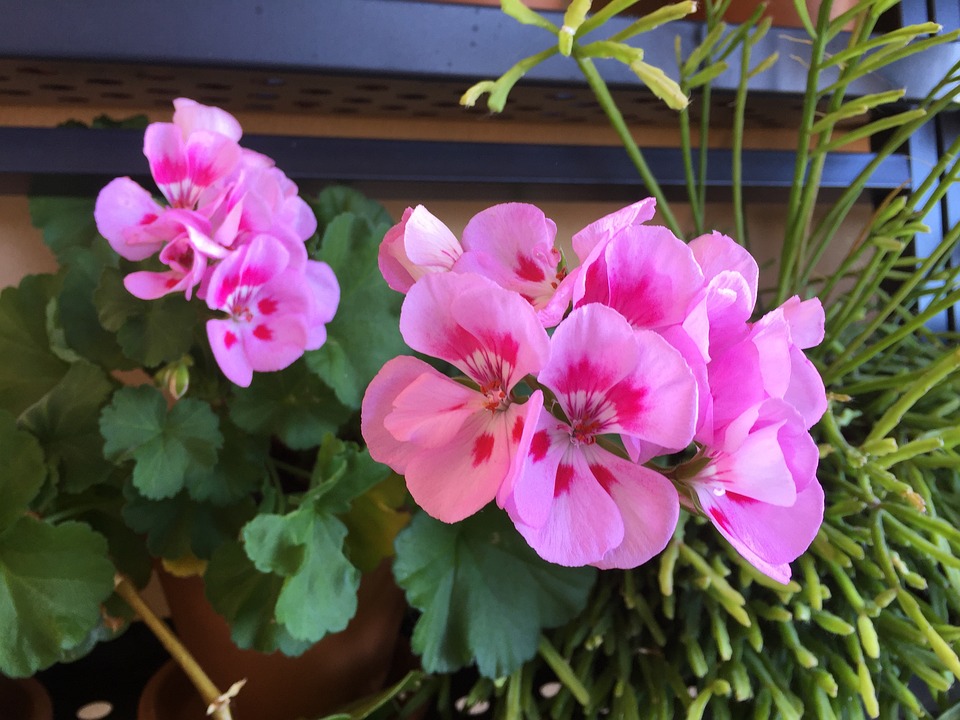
[205,235,337,387]
[506,304,695,568]
[362,272,549,523]
[685,399,823,583]
[96,99,339,388]
[144,100,242,210]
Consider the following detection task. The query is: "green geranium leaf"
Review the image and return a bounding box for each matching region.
[242,505,360,643]
[57,243,130,368]
[20,362,115,495]
[0,274,70,416]
[340,474,410,572]
[311,436,392,512]
[0,517,115,677]
[308,186,393,238]
[184,423,268,506]
[94,267,197,367]
[28,196,99,263]
[394,507,598,678]
[0,411,45,532]
[100,386,222,500]
[51,482,152,589]
[229,361,350,450]
[122,484,254,561]
[305,211,407,410]
[204,541,313,656]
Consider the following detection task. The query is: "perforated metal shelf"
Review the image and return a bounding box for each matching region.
[0,0,955,195]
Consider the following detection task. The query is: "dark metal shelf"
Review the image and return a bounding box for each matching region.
[0,126,912,198]
[0,0,954,206]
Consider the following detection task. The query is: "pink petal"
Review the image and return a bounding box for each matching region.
[784,345,827,429]
[206,318,253,387]
[400,272,549,386]
[362,356,441,474]
[241,313,308,373]
[510,447,624,566]
[124,270,189,300]
[706,422,798,507]
[378,208,420,293]
[173,97,243,141]
[384,372,480,448]
[404,406,522,523]
[303,260,340,351]
[496,390,544,508]
[591,455,679,570]
[578,227,704,330]
[456,203,562,310]
[571,197,656,262]
[206,235,290,312]
[94,177,166,261]
[508,414,571,529]
[542,305,698,452]
[690,231,758,313]
[777,296,825,349]
[699,480,824,578]
[144,123,186,191]
[404,205,463,271]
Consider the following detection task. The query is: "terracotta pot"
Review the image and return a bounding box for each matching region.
[0,675,54,720]
[143,562,406,720]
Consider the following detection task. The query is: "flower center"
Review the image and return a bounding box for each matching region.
[569,418,599,446]
[480,380,510,412]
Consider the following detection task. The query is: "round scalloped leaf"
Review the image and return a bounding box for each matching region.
[0,517,115,677]
[229,361,350,451]
[0,274,70,416]
[100,385,222,500]
[19,361,114,495]
[204,540,313,657]
[0,411,45,532]
[394,507,598,678]
[242,507,360,643]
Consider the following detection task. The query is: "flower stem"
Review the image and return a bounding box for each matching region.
[574,55,683,237]
[114,575,237,720]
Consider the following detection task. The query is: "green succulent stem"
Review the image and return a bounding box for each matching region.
[574,55,683,236]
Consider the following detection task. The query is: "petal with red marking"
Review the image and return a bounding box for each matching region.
[404,408,518,523]
[510,447,624,567]
[698,481,824,580]
[206,318,253,387]
[591,455,679,569]
[94,178,166,261]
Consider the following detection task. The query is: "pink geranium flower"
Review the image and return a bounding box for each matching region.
[205,234,338,387]
[361,272,550,523]
[506,303,696,568]
[686,399,824,583]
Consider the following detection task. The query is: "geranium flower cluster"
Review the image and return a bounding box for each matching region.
[363,200,826,582]
[94,99,339,387]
